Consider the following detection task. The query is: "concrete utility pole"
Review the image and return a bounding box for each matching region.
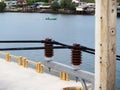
[95,0,117,90]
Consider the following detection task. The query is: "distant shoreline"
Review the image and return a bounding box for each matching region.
[4,8,95,15]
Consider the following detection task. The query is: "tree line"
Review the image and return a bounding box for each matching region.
[51,0,77,11]
[82,0,120,3]
[0,0,120,12]
[26,0,77,11]
[0,2,6,12]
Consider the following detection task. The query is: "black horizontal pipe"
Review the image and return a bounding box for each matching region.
[0,46,94,54]
[0,40,95,50]
[0,40,49,43]
[0,40,120,61]
[117,58,120,60]
[53,40,95,51]
[0,46,120,60]
[0,46,67,50]
[116,55,120,58]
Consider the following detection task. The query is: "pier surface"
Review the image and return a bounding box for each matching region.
[0,58,83,90]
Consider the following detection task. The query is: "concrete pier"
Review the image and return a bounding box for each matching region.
[0,58,91,90]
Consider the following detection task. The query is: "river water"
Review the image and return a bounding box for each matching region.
[0,13,120,89]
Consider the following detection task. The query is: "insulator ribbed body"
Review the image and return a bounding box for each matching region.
[44,38,53,57]
[71,43,82,65]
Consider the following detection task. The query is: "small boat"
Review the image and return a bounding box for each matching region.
[45,17,57,20]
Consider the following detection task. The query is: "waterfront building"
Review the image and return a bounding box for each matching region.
[0,0,4,2]
[37,5,50,9]
[4,0,17,9]
[17,0,26,6]
[72,0,80,4]
[35,2,51,9]
[76,2,87,11]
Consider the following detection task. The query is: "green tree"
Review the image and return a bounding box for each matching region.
[49,0,54,2]
[79,0,120,3]
[82,0,95,3]
[27,0,35,5]
[60,0,68,9]
[26,0,50,5]
[118,0,120,5]
[39,0,49,2]
[0,2,6,12]
[60,0,76,10]
[68,2,76,10]
[84,0,120,3]
[51,1,60,11]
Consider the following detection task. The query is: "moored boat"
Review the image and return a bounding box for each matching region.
[45,17,57,20]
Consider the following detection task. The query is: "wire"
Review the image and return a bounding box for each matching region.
[0,40,44,43]
[0,46,67,51]
[0,40,120,61]
[0,46,95,54]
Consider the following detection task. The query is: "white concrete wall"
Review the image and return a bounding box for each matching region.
[0,0,5,2]
[4,1,17,8]
[72,0,79,3]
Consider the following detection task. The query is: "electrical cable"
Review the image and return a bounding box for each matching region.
[0,40,120,61]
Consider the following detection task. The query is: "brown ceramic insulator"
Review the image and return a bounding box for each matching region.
[44,38,53,57]
[71,43,82,65]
